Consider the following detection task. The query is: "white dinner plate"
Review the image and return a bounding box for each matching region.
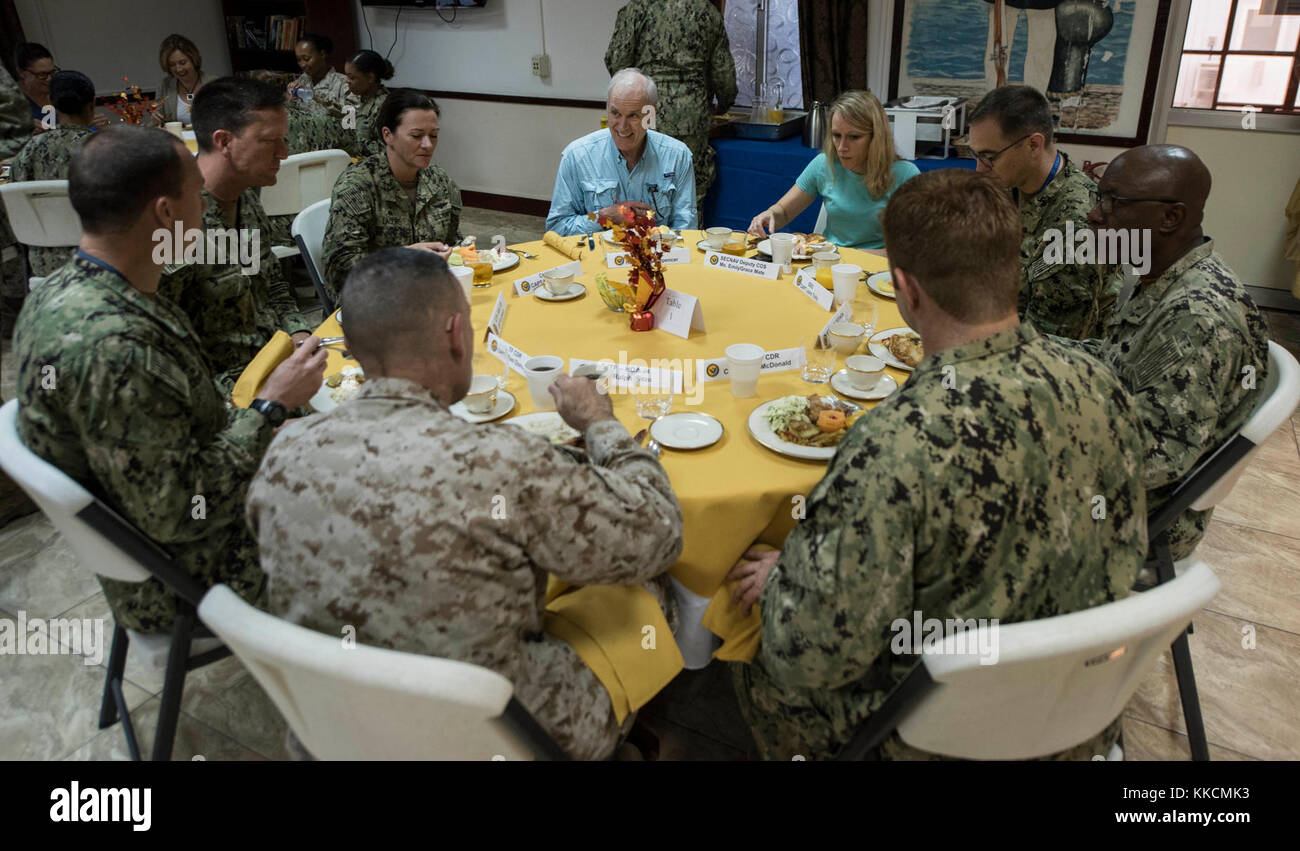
[506,411,581,445]
[451,389,515,424]
[866,271,896,299]
[533,283,587,302]
[334,308,342,323]
[650,412,723,450]
[746,396,861,461]
[489,251,520,272]
[309,366,364,414]
[755,238,825,261]
[830,370,898,401]
[603,228,678,244]
[869,327,921,373]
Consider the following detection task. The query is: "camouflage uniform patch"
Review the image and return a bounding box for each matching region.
[732,325,1148,760]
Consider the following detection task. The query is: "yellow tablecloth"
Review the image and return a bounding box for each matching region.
[235,230,906,681]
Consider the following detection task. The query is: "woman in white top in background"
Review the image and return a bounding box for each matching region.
[156,34,205,125]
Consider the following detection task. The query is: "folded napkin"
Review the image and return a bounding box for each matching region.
[543,230,588,260]
[702,582,762,663]
[543,584,684,724]
[231,330,293,408]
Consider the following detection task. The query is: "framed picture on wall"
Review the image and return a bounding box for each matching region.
[889,0,1173,147]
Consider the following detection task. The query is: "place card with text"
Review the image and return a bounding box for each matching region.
[817,301,854,346]
[485,292,507,340]
[696,346,806,383]
[650,287,706,339]
[792,268,834,311]
[513,259,583,297]
[569,357,684,394]
[702,250,779,280]
[605,246,690,267]
[485,331,530,376]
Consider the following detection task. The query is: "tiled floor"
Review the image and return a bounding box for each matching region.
[1,212,1298,760]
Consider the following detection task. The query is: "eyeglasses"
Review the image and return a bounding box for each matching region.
[1097,191,1182,213]
[973,133,1033,168]
[23,66,60,81]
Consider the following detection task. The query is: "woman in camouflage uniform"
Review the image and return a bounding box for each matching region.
[343,49,393,160]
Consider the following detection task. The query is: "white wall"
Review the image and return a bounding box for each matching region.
[15,0,231,95]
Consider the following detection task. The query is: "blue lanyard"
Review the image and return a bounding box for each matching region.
[1034,153,1062,196]
[76,249,129,283]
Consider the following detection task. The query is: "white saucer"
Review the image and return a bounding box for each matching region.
[534,283,586,302]
[649,412,723,449]
[866,271,895,299]
[333,308,342,323]
[451,389,515,423]
[831,370,898,401]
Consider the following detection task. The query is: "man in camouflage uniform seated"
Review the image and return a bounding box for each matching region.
[1,63,34,334]
[969,85,1107,340]
[727,170,1149,760]
[605,0,737,211]
[11,70,99,278]
[14,125,325,633]
[1073,145,1270,561]
[158,77,315,397]
[247,248,683,760]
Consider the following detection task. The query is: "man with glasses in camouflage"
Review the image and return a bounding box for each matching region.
[968,84,1105,340]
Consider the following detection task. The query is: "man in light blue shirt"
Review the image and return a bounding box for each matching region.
[546,68,696,235]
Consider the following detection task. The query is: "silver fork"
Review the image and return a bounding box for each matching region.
[513,246,538,259]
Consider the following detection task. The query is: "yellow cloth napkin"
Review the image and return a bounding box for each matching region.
[231,330,293,408]
[543,584,683,724]
[699,542,779,664]
[543,230,588,260]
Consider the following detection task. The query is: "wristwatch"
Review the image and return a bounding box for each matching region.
[250,398,288,427]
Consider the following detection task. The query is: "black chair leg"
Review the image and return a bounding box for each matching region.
[151,610,194,762]
[1151,534,1210,761]
[113,677,141,761]
[98,624,128,729]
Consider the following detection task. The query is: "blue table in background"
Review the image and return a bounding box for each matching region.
[701,135,976,233]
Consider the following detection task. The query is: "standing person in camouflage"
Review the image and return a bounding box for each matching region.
[11,71,98,278]
[727,169,1148,760]
[1,62,35,333]
[969,85,1105,340]
[13,125,326,633]
[159,77,315,396]
[342,49,392,160]
[322,90,461,303]
[1073,145,1270,561]
[605,0,737,211]
[246,248,684,760]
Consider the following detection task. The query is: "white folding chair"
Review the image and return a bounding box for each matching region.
[197,584,570,760]
[837,561,1221,760]
[260,149,350,260]
[0,399,228,761]
[291,198,334,314]
[0,180,82,290]
[813,201,827,235]
[1142,339,1300,760]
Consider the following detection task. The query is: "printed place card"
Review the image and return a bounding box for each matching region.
[485,331,530,376]
[702,250,779,280]
[792,268,834,311]
[817,301,854,346]
[485,292,507,339]
[569,357,684,394]
[513,259,583,297]
[605,246,690,267]
[651,288,706,339]
[695,346,805,384]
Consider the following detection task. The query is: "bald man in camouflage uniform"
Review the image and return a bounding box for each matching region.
[1075,145,1270,561]
[247,249,684,760]
[14,126,325,633]
[322,151,462,303]
[1,64,34,333]
[727,170,1147,760]
[605,0,738,210]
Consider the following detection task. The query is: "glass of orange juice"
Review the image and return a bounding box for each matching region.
[471,260,494,286]
[812,250,840,290]
[721,230,749,257]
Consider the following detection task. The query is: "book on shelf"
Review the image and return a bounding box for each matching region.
[225,14,306,53]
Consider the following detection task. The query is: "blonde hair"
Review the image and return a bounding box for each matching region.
[159,34,202,78]
[823,90,898,200]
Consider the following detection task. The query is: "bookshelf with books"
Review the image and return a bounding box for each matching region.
[221,0,357,75]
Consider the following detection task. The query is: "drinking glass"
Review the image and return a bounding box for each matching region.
[721,231,749,257]
[802,334,836,384]
[472,261,494,286]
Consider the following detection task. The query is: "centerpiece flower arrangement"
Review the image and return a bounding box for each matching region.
[107,78,160,125]
[593,204,667,331]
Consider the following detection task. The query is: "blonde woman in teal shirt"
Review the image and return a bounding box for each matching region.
[749,90,919,250]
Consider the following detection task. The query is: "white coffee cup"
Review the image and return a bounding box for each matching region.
[704,226,731,250]
[164,121,184,139]
[832,263,863,307]
[769,232,795,273]
[541,270,574,296]
[827,321,865,355]
[463,375,500,414]
[450,265,474,300]
[845,354,886,391]
[725,343,764,398]
[523,355,564,411]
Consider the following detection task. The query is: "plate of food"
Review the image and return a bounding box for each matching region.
[869,327,924,372]
[865,271,895,299]
[603,226,678,245]
[309,366,365,413]
[506,411,583,447]
[756,232,833,261]
[447,243,519,273]
[747,394,864,460]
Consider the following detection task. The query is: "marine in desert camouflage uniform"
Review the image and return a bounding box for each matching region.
[605,0,737,210]
[1073,145,1270,561]
[729,170,1148,760]
[13,126,326,633]
[246,249,683,760]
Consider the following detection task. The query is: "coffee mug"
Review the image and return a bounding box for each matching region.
[845,355,886,391]
[463,375,499,414]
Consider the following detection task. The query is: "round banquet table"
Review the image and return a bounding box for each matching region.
[308,230,907,663]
